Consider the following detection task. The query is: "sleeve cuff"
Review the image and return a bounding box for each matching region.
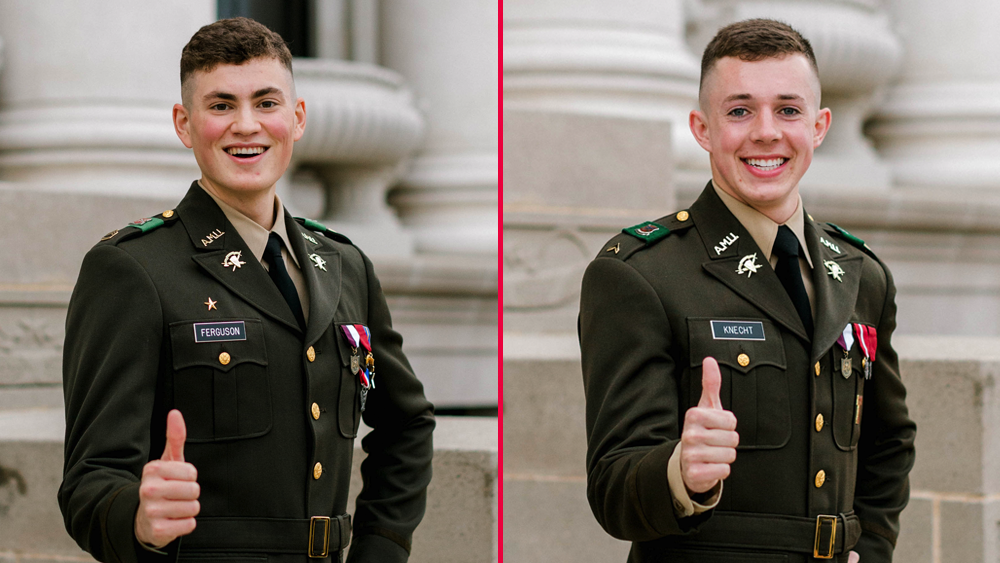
[667,443,722,517]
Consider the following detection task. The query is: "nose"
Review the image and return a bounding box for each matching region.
[750,111,780,143]
[231,105,261,135]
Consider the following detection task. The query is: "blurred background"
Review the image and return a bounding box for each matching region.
[0,1,497,562]
[504,1,1000,562]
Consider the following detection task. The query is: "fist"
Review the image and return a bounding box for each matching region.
[680,357,740,494]
[135,409,200,548]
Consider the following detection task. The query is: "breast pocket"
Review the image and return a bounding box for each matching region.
[688,318,789,449]
[831,336,868,451]
[334,323,364,439]
[169,319,271,442]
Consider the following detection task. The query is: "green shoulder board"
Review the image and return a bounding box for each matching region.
[294,217,353,245]
[826,223,876,256]
[99,210,177,245]
[622,221,670,244]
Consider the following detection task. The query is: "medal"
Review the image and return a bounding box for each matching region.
[836,324,855,378]
[853,323,877,379]
[340,324,375,408]
[351,353,360,374]
[841,354,852,378]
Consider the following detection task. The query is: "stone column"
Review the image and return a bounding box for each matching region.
[504,0,704,187]
[0,0,212,197]
[380,0,498,256]
[868,0,1000,191]
[687,0,902,193]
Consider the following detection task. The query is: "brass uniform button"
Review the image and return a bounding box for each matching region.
[676,211,690,222]
[737,353,750,367]
[307,346,316,362]
[815,470,826,488]
[313,462,323,479]
[219,352,231,366]
[162,210,174,218]
[815,362,821,376]
[311,403,321,420]
[815,414,824,432]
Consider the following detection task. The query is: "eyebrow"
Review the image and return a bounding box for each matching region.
[202,87,285,102]
[722,93,806,103]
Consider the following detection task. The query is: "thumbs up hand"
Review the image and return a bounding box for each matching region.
[135,410,200,548]
[680,357,740,494]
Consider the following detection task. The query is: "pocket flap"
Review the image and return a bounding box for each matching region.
[688,318,786,374]
[170,319,268,373]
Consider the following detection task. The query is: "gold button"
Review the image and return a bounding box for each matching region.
[737,353,750,367]
[162,209,174,218]
[815,470,826,488]
[311,403,321,420]
[307,346,316,362]
[219,352,231,366]
[815,362,821,376]
[313,462,323,479]
[861,358,867,368]
[676,211,690,222]
[815,413,824,432]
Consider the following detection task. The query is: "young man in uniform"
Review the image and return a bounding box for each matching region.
[60,17,434,563]
[580,19,915,562]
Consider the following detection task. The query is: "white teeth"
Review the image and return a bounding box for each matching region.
[745,158,786,171]
[227,147,266,156]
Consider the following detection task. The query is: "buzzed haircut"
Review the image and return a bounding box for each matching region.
[180,17,293,103]
[699,19,819,97]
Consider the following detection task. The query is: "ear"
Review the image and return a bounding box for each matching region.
[173,103,193,149]
[812,107,832,148]
[689,110,713,153]
[293,98,306,141]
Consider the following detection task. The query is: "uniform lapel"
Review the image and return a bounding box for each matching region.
[805,219,862,362]
[178,184,303,334]
[287,215,342,346]
[693,185,810,342]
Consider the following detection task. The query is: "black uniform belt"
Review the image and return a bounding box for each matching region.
[183,515,352,558]
[688,511,861,559]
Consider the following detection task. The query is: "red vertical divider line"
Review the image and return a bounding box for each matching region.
[497,1,504,561]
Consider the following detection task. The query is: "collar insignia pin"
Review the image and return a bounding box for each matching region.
[736,253,762,278]
[302,233,318,245]
[309,253,327,271]
[222,251,245,272]
[824,260,846,282]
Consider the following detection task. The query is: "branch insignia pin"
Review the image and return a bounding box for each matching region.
[309,253,327,271]
[736,253,762,278]
[222,251,245,272]
[824,260,846,282]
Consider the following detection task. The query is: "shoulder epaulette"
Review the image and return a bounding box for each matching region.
[294,217,353,245]
[602,210,695,260]
[98,209,178,245]
[825,222,877,259]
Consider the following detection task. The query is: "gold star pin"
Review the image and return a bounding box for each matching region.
[205,297,217,311]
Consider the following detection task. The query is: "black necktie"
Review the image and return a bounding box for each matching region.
[772,225,813,336]
[263,232,306,331]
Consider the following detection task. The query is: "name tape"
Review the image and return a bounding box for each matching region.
[710,320,765,341]
[193,321,247,343]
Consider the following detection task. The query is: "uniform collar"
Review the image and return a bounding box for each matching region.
[711,180,813,269]
[198,181,301,268]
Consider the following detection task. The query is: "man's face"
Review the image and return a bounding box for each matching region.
[173,57,306,201]
[689,54,831,217]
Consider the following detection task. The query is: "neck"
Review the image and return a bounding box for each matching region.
[713,179,799,224]
[200,178,277,230]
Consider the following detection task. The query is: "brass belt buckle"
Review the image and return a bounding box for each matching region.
[309,516,332,558]
[813,514,838,559]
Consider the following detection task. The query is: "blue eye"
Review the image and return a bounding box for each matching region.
[780,107,800,116]
[729,108,747,117]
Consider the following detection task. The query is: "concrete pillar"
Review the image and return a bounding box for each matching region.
[504,0,705,187]
[0,0,213,197]
[868,0,1000,191]
[380,0,498,256]
[687,0,902,194]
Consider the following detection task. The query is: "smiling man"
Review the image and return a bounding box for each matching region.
[60,17,434,563]
[579,19,915,563]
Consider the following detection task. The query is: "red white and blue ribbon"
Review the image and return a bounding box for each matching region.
[837,324,855,353]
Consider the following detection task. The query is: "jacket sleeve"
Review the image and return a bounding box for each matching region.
[346,251,435,563]
[852,261,917,562]
[59,244,176,563]
[579,257,712,542]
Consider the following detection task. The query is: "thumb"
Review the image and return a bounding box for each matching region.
[162,409,186,462]
[698,357,723,410]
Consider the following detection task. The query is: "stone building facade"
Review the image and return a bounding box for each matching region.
[504,1,1000,562]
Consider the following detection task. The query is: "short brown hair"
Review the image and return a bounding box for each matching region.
[180,17,293,100]
[699,19,819,96]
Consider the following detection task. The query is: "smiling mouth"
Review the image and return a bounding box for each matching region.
[743,157,787,171]
[226,147,268,158]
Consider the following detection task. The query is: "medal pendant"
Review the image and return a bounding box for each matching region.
[841,357,852,378]
[351,355,360,374]
[359,387,368,413]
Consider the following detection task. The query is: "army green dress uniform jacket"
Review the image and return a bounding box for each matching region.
[60,183,434,563]
[579,184,915,563]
